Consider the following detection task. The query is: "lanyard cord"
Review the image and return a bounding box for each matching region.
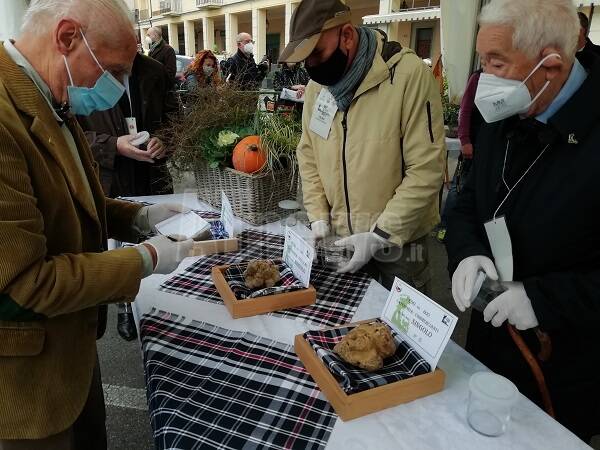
[494,139,550,220]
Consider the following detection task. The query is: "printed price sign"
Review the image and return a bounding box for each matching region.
[282,226,314,288]
[220,191,235,238]
[381,278,458,370]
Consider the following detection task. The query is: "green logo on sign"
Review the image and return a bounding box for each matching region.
[392,295,411,334]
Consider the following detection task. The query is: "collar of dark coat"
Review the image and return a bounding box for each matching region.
[547,52,600,146]
[0,43,103,226]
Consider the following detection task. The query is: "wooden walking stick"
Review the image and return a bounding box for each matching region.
[507,324,555,417]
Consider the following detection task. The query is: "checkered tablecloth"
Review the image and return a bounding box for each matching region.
[304,321,431,395]
[225,261,304,299]
[141,310,337,450]
[160,230,371,327]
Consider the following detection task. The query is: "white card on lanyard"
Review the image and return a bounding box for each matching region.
[484,216,514,282]
[309,88,338,140]
[123,74,138,136]
[125,117,138,135]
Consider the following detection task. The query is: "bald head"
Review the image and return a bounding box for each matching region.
[147,26,162,43]
[237,32,254,53]
[16,0,137,105]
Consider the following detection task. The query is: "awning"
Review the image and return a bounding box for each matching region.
[363,7,441,25]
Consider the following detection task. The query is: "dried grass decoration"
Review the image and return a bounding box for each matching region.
[166,84,302,180]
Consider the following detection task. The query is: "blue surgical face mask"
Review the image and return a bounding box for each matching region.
[63,31,125,116]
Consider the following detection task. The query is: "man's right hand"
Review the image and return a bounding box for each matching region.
[140,235,193,275]
[451,255,499,312]
[461,143,474,159]
[117,135,155,163]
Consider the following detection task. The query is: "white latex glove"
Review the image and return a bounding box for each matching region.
[483,282,539,330]
[336,232,389,274]
[311,220,330,241]
[452,255,499,312]
[135,203,191,234]
[141,235,194,274]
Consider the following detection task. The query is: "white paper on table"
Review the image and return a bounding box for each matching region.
[282,225,314,288]
[380,277,458,370]
[220,191,235,238]
[155,212,210,240]
[280,88,305,103]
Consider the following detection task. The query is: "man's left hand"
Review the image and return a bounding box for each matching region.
[135,203,190,234]
[483,282,539,330]
[336,232,390,274]
[147,137,168,159]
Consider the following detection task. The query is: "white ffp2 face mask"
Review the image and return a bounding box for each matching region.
[243,42,254,55]
[474,53,560,123]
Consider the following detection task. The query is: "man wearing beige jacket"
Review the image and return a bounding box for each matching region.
[280,0,446,291]
[0,1,192,448]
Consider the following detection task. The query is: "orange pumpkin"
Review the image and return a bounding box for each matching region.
[232,136,267,174]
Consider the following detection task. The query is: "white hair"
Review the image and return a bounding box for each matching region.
[479,0,580,60]
[22,0,134,45]
[148,26,162,39]
[236,32,251,43]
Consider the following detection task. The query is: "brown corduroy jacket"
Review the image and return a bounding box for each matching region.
[0,44,145,439]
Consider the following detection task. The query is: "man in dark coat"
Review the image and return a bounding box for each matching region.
[577,12,600,57]
[78,53,177,340]
[446,0,600,443]
[146,26,177,87]
[225,32,269,90]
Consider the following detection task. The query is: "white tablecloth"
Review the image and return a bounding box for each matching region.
[128,193,590,450]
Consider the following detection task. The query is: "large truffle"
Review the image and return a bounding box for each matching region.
[333,323,397,371]
[244,260,281,290]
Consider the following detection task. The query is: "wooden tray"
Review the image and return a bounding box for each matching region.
[294,320,446,421]
[189,238,239,257]
[212,265,316,319]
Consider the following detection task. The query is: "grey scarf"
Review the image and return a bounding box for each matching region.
[328,27,378,112]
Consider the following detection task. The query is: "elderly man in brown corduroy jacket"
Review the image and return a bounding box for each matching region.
[0,1,193,449]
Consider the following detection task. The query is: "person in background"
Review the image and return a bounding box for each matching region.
[281,0,445,292]
[146,26,177,87]
[0,0,193,447]
[225,32,269,90]
[77,52,177,341]
[184,49,222,90]
[437,69,483,242]
[273,62,310,99]
[577,11,600,56]
[446,0,600,442]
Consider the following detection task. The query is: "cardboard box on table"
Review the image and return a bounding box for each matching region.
[190,233,239,257]
[295,278,458,421]
[212,265,316,319]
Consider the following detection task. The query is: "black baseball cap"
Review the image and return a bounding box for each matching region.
[279,0,352,63]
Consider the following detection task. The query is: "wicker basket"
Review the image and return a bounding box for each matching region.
[195,161,298,225]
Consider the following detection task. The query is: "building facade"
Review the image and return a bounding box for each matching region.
[131,0,443,64]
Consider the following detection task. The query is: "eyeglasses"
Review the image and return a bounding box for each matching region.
[240,39,255,45]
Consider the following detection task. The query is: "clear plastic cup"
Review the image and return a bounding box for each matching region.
[316,236,353,271]
[468,372,519,437]
[470,272,508,313]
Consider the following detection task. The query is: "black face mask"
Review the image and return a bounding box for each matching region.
[306,31,348,86]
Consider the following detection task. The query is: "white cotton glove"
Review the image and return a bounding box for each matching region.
[311,220,330,240]
[140,235,194,275]
[135,203,191,234]
[452,256,499,312]
[336,232,390,274]
[483,282,539,330]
